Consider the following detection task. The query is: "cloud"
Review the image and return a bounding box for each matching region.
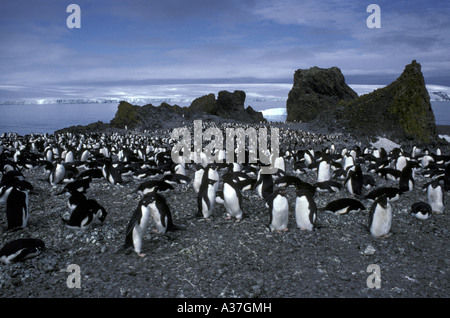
[0,0,448,101]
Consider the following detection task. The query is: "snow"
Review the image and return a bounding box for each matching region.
[370,137,401,152]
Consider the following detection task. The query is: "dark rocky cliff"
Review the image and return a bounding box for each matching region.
[286,66,358,122]
[339,60,437,143]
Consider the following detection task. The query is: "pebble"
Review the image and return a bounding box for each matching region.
[363,245,376,255]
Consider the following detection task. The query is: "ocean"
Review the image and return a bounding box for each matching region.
[0,101,448,136]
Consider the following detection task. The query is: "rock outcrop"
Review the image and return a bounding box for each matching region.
[286,66,358,122]
[339,60,437,143]
[62,90,267,133]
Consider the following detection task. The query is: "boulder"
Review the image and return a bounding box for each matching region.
[339,60,437,143]
[189,93,217,115]
[286,66,358,122]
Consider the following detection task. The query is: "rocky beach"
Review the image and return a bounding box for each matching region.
[0,119,449,299]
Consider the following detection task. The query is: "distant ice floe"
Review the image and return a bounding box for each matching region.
[261,107,287,122]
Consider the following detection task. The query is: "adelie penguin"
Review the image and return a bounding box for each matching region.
[124,192,176,257]
[62,197,108,230]
[197,178,217,220]
[49,163,66,185]
[265,189,289,232]
[254,171,273,200]
[222,173,243,222]
[0,238,45,264]
[102,160,123,185]
[317,159,331,182]
[295,189,317,231]
[324,198,365,215]
[410,202,432,220]
[368,195,392,238]
[399,165,414,192]
[5,187,30,230]
[345,165,363,196]
[427,180,445,214]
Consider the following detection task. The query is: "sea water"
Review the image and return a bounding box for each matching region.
[0,101,448,136]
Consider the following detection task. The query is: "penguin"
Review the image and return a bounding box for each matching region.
[124,197,153,257]
[132,167,164,179]
[345,165,363,195]
[215,190,224,205]
[57,177,92,195]
[427,180,445,214]
[0,238,45,264]
[254,170,274,200]
[193,166,205,194]
[399,165,414,192]
[138,191,176,234]
[324,198,365,215]
[377,168,402,181]
[62,198,107,230]
[317,160,331,182]
[67,191,87,211]
[294,189,317,231]
[362,174,376,190]
[222,173,243,221]
[203,164,220,193]
[197,178,217,219]
[365,187,402,202]
[5,187,29,230]
[102,161,123,185]
[410,202,432,220]
[77,168,104,180]
[135,180,174,194]
[395,155,408,172]
[0,184,14,203]
[314,180,341,193]
[49,163,65,185]
[368,195,392,238]
[161,173,191,185]
[265,189,289,232]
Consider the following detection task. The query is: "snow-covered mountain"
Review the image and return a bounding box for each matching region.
[0,83,448,105]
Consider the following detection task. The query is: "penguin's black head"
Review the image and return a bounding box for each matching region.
[36,239,46,252]
[376,195,388,208]
[141,192,158,205]
[208,179,217,185]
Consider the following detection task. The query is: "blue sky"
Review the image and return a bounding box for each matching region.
[0,0,449,101]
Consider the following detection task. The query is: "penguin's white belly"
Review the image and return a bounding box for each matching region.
[193,170,204,193]
[413,211,431,220]
[295,196,314,231]
[370,205,392,237]
[428,189,444,213]
[223,183,242,219]
[205,186,216,217]
[270,197,289,231]
[132,206,151,253]
[149,202,166,233]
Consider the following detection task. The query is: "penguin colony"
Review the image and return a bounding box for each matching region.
[0,121,448,261]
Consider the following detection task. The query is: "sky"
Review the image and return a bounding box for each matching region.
[0,0,449,102]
